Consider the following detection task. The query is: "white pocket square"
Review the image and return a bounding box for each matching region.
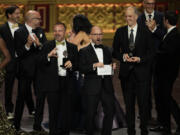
[40,33,43,38]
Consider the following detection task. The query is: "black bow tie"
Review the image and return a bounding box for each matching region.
[94,44,103,49]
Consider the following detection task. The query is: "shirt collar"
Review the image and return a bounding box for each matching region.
[128,23,138,32]
[144,10,155,20]
[167,26,176,34]
[8,21,18,28]
[25,23,33,33]
[55,39,66,45]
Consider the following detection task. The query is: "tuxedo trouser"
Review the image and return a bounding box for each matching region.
[86,82,115,135]
[156,76,180,132]
[33,91,59,135]
[122,72,149,135]
[57,76,73,135]
[147,59,158,120]
[14,77,35,130]
[4,70,16,113]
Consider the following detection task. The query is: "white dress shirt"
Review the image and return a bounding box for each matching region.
[25,23,37,50]
[56,39,67,76]
[123,24,138,62]
[8,21,19,38]
[128,24,138,43]
[144,10,155,21]
[91,42,104,63]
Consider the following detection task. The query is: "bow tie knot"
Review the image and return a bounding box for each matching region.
[11,23,18,29]
[56,40,65,46]
[94,44,103,49]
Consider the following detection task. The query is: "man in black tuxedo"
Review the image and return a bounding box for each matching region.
[79,26,115,135]
[13,10,47,131]
[113,7,154,135]
[0,5,34,119]
[35,22,78,135]
[137,0,165,121]
[155,11,180,135]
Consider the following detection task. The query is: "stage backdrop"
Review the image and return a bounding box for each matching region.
[0,0,172,44]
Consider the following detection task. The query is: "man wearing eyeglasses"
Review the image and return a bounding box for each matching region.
[137,0,165,126]
[79,26,116,135]
[13,10,47,133]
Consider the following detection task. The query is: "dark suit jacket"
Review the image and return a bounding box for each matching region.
[78,44,114,95]
[0,22,22,72]
[36,40,78,93]
[112,25,155,81]
[137,11,165,52]
[156,28,180,80]
[14,25,47,79]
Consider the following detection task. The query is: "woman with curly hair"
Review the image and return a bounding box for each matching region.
[67,14,92,50]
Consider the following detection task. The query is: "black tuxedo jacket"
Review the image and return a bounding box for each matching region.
[112,25,155,81]
[14,25,47,79]
[0,22,22,72]
[137,11,165,52]
[156,28,180,79]
[78,44,114,95]
[36,40,78,92]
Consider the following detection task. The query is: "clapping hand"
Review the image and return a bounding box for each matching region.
[146,19,157,31]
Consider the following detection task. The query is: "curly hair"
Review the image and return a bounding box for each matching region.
[72,14,92,34]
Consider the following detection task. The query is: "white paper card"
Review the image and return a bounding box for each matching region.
[97,65,113,76]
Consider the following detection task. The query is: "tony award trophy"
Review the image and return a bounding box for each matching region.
[129,42,135,57]
[61,50,68,68]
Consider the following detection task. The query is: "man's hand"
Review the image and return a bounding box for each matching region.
[64,60,72,69]
[26,35,34,48]
[130,57,140,63]
[146,20,157,31]
[123,53,134,62]
[33,34,41,46]
[93,62,104,68]
[111,63,116,70]
[48,48,58,58]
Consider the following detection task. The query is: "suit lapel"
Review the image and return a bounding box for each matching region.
[66,40,71,58]
[134,26,141,48]
[164,28,177,41]
[142,14,147,25]
[124,26,129,52]
[5,22,14,40]
[52,40,56,49]
[89,44,99,63]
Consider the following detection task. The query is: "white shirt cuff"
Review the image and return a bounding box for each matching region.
[123,54,126,62]
[152,26,157,33]
[25,44,30,51]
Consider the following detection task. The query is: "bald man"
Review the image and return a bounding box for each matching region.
[79,26,116,135]
[13,10,47,131]
[113,7,154,135]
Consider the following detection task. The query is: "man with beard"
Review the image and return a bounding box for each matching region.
[35,22,78,135]
[13,10,47,132]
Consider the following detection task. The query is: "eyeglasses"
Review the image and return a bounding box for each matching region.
[32,18,41,20]
[145,2,155,5]
[91,33,103,36]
